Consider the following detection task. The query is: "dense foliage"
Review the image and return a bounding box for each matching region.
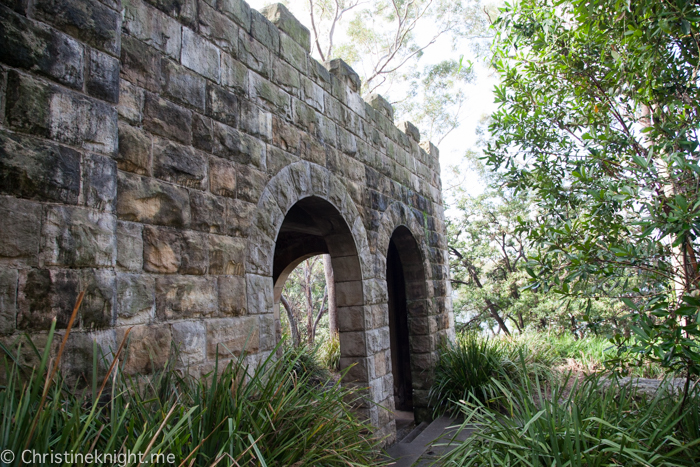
[487,0,700,384]
[0,319,379,466]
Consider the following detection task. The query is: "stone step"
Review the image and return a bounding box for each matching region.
[386,416,472,467]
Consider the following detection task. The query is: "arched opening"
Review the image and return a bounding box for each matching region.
[387,226,428,424]
[272,196,366,382]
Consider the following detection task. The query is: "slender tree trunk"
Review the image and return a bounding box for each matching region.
[281,295,300,347]
[323,254,338,336]
[486,300,510,335]
[304,261,315,346]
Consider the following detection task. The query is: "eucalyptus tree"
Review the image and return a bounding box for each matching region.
[488,0,700,393]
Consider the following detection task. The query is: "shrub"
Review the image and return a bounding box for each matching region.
[0,310,381,466]
[440,372,700,466]
[319,332,341,372]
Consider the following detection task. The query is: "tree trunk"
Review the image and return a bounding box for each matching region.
[486,300,510,335]
[324,254,338,336]
[281,295,300,347]
[304,261,314,346]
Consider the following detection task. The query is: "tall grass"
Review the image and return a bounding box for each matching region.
[0,298,381,466]
[440,372,700,466]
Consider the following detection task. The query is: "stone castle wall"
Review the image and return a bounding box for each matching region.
[0,0,454,441]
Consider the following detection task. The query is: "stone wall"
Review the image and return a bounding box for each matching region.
[0,0,454,442]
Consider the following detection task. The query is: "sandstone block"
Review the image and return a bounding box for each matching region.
[271,57,301,96]
[335,280,363,307]
[368,93,394,122]
[86,48,119,103]
[83,152,117,212]
[250,9,279,52]
[119,324,172,375]
[272,115,300,154]
[172,320,205,365]
[366,326,390,353]
[326,59,360,93]
[182,27,220,82]
[249,71,291,119]
[120,35,161,93]
[153,137,207,189]
[156,275,217,320]
[143,225,208,274]
[41,206,116,268]
[236,164,267,203]
[225,198,254,237]
[143,0,197,29]
[217,0,251,31]
[143,92,192,145]
[279,31,307,74]
[218,275,246,316]
[340,331,367,357]
[0,196,42,265]
[80,269,115,329]
[206,83,239,127]
[209,235,245,275]
[180,230,209,274]
[258,313,275,351]
[209,157,237,198]
[339,356,369,383]
[221,53,248,94]
[238,100,272,142]
[189,190,226,233]
[0,269,18,335]
[337,305,364,332]
[262,3,310,52]
[59,329,115,385]
[302,76,324,112]
[122,0,182,59]
[206,316,258,358]
[238,30,270,78]
[116,221,143,271]
[212,121,265,169]
[266,146,297,177]
[117,80,144,125]
[6,71,118,155]
[117,171,191,227]
[34,0,121,56]
[117,122,151,175]
[162,59,206,110]
[246,273,272,315]
[198,0,238,55]
[0,5,83,89]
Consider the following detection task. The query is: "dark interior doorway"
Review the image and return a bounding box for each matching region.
[387,237,413,411]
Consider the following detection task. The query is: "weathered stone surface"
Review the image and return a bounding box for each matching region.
[120,35,161,92]
[212,121,265,169]
[209,235,245,275]
[326,59,360,93]
[190,190,226,233]
[209,157,237,197]
[238,100,272,143]
[162,59,206,110]
[236,164,267,203]
[117,79,144,124]
[153,137,207,189]
[249,71,291,118]
[0,5,84,89]
[262,3,310,52]
[116,221,143,271]
[279,31,307,74]
[59,329,115,384]
[206,316,258,358]
[17,268,113,330]
[246,273,272,315]
[225,198,254,237]
[198,0,238,55]
[6,71,118,155]
[368,93,393,123]
[397,120,420,142]
[143,226,207,274]
[182,27,220,82]
[83,152,116,212]
[172,320,205,365]
[119,324,172,375]
[143,92,192,145]
[156,275,217,320]
[238,29,270,78]
[87,48,119,103]
[117,171,191,227]
[0,269,18,334]
[340,331,367,357]
[34,0,121,56]
[221,52,248,94]
[41,206,116,268]
[206,83,239,127]
[122,0,181,59]
[143,0,197,29]
[218,275,246,316]
[0,197,42,265]
[250,9,279,52]
[217,0,251,31]
[117,122,151,175]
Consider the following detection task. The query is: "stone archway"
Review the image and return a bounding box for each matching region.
[243,161,375,398]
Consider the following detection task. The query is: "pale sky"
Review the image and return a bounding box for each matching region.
[247,0,498,198]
